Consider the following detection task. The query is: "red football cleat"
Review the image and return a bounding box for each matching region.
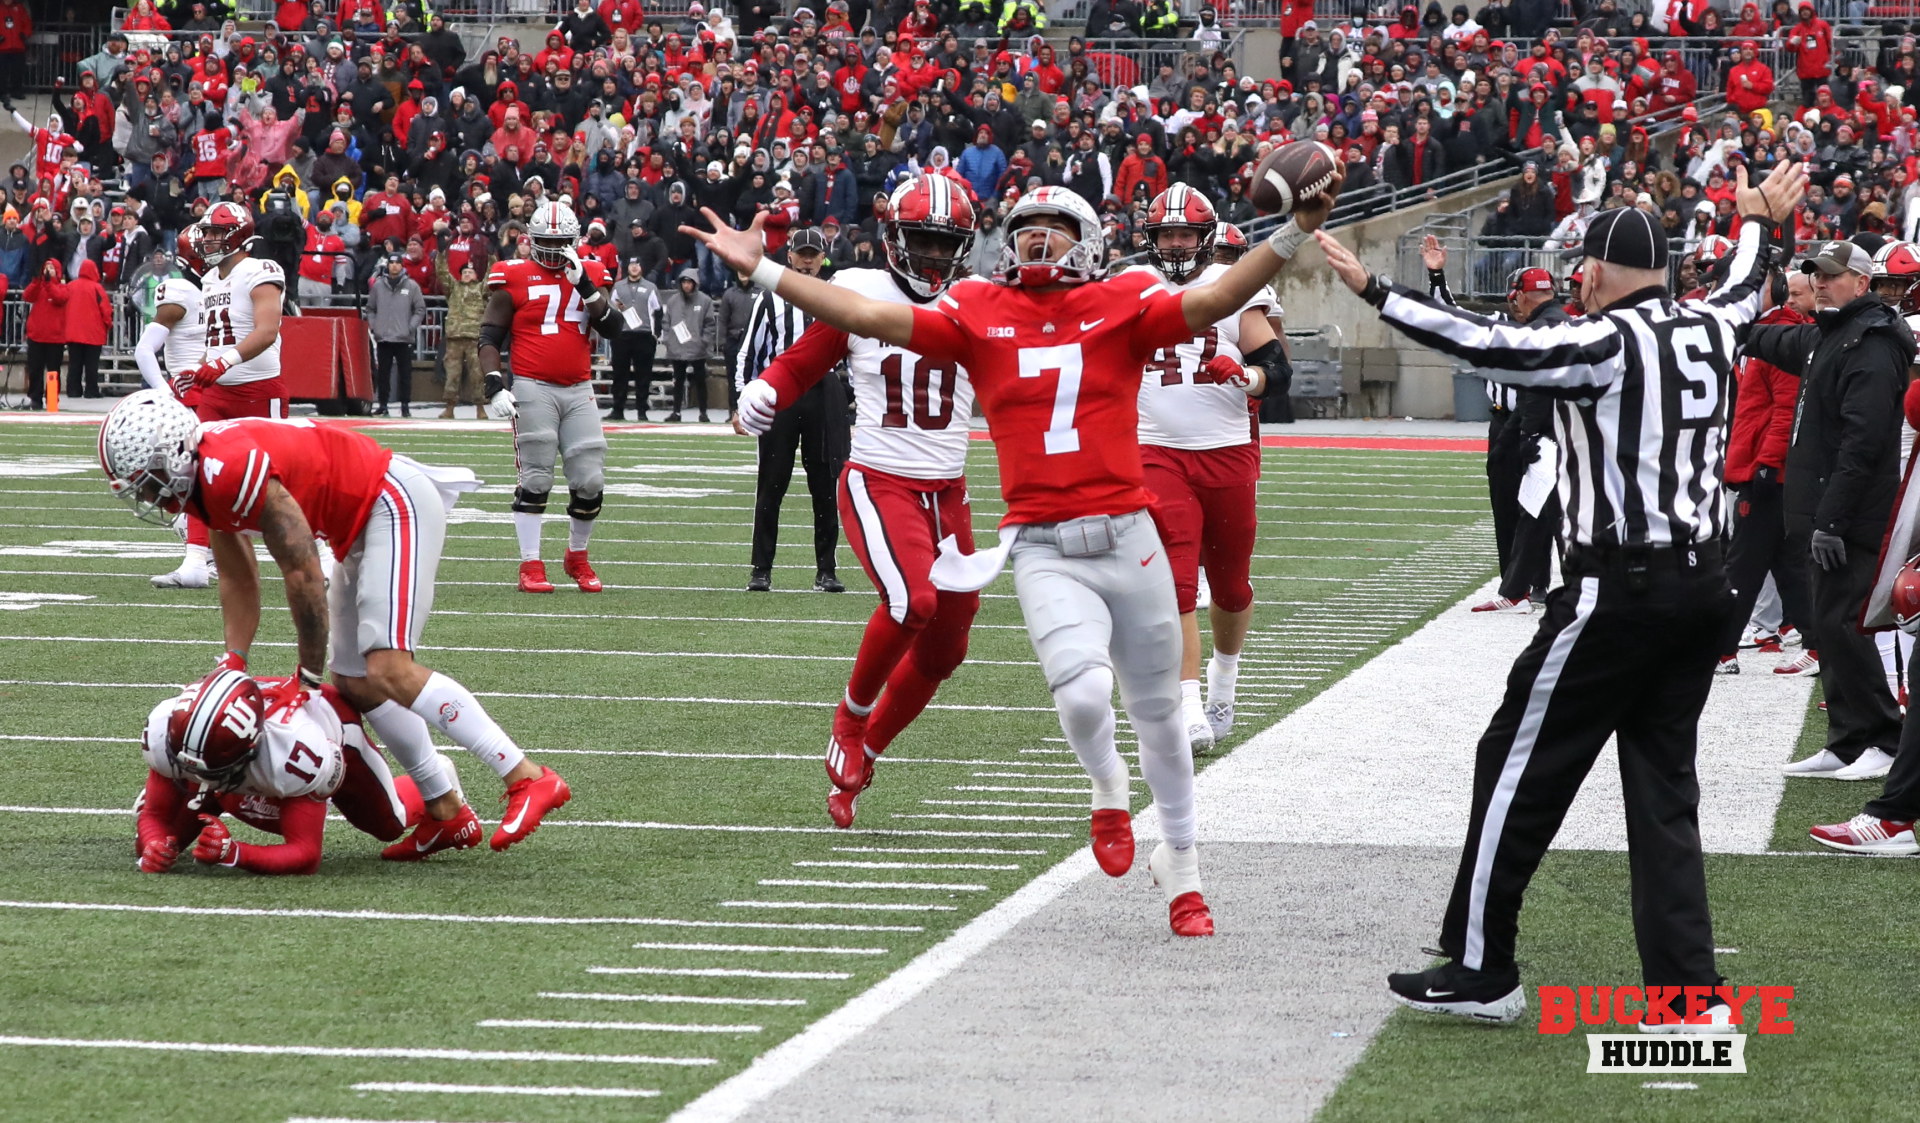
[563,549,603,593]
[392,774,425,831]
[381,804,482,861]
[825,702,873,792]
[1168,891,1216,938]
[492,766,571,851]
[518,560,555,593]
[1090,809,1134,876]
[827,785,862,830]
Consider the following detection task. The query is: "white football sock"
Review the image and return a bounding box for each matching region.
[1129,694,1197,850]
[514,512,543,562]
[843,689,874,716]
[365,700,455,801]
[1206,651,1241,706]
[1180,677,1203,718]
[1054,667,1129,809]
[1151,840,1202,899]
[408,672,527,779]
[568,517,593,552]
[182,543,211,569]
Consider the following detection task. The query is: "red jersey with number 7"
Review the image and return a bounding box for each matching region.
[487,257,608,385]
[189,417,394,548]
[908,271,1191,525]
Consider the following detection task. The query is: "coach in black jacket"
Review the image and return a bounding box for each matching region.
[1746,239,1914,774]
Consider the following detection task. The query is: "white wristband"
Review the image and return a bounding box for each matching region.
[1268,220,1309,263]
[217,347,244,368]
[750,257,785,291]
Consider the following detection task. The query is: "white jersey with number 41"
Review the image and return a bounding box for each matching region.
[199,256,285,385]
[1127,261,1275,451]
[833,267,976,480]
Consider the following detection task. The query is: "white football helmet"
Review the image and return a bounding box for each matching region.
[996,186,1107,288]
[99,389,201,526]
[527,200,582,270]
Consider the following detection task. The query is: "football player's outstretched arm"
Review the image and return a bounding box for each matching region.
[1181,165,1343,332]
[211,528,261,662]
[681,207,915,347]
[256,480,329,677]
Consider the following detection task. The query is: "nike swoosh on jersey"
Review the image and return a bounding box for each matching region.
[1080,318,1106,331]
[1140,552,1157,566]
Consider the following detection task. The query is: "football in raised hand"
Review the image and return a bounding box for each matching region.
[1248,140,1341,217]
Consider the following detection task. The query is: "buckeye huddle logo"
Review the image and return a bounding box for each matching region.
[1536,985,1795,1076]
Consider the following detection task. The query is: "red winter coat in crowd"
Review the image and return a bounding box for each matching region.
[1726,57,1775,116]
[1785,10,1833,80]
[1724,303,1811,484]
[62,260,110,346]
[0,0,32,53]
[22,266,61,344]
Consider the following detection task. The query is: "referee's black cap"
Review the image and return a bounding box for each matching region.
[1573,208,1669,270]
[789,227,829,255]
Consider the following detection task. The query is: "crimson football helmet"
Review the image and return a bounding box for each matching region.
[175,222,208,276]
[883,175,978,300]
[1872,240,1920,312]
[1144,184,1218,284]
[196,200,256,268]
[997,186,1106,288]
[1894,553,1920,635]
[1694,234,1735,262]
[1213,221,1249,263]
[165,669,265,788]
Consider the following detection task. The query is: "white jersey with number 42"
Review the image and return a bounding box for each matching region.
[200,256,285,384]
[140,687,348,807]
[155,277,207,376]
[833,267,976,480]
[1128,261,1275,451]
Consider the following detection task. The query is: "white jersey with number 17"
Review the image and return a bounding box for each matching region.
[835,267,976,480]
[200,256,285,384]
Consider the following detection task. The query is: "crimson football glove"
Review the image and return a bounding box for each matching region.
[137,836,180,874]
[1202,354,1251,389]
[192,815,238,866]
[261,665,322,716]
[188,354,232,387]
[214,649,247,674]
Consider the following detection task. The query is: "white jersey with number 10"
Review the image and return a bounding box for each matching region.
[199,256,285,385]
[834,267,975,480]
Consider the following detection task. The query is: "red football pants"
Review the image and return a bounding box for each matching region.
[1143,442,1260,615]
[180,378,289,547]
[838,464,980,750]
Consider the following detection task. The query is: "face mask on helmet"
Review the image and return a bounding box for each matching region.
[99,389,200,527]
[886,225,972,298]
[166,670,265,789]
[1146,222,1215,283]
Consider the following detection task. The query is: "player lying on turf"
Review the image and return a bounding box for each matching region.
[136,668,425,875]
[688,168,1341,937]
[99,392,572,858]
[735,176,983,830]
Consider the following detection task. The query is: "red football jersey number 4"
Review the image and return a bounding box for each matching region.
[1018,344,1084,455]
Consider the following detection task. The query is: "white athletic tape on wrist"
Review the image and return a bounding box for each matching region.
[1268,221,1308,262]
[217,347,244,369]
[750,257,786,291]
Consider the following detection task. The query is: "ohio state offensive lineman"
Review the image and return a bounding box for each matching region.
[690,171,1341,937]
[737,175,981,830]
[135,669,424,875]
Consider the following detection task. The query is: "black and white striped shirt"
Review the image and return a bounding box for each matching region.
[734,287,814,392]
[1374,222,1772,549]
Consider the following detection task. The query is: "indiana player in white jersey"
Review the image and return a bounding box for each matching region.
[1128,186,1288,754]
[134,669,425,875]
[736,176,980,828]
[137,225,212,586]
[149,202,293,590]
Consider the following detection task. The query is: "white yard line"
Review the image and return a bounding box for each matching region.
[830,847,1044,856]
[918,800,1082,809]
[288,1117,528,1123]
[718,902,960,912]
[0,900,922,932]
[476,1019,762,1034]
[629,942,890,956]
[539,993,807,1007]
[347,1082,658,1099]
[757,879,988,892]
[792,861,1019,872]
[585,967,852,981]
[0,1035,713,1066]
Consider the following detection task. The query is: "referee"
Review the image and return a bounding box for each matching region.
[734,227,850,593]
[1318,160,1807,1028]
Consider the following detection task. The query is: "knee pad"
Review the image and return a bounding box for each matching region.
[908,592,979,680]
[1053,666,1116,725]
[512,487,551,514]
[1211,583,1254,614]
[900,587,940,631]
[1125,686,1181,724]
[567,489,603,521]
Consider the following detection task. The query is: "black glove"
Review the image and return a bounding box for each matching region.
[1810,529,1847,572]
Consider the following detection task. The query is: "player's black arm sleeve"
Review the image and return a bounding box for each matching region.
[1243,338,1289,399]
[477,290,513,387]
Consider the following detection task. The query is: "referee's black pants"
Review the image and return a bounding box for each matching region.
[1439,545,1730,987]
[751,375,849,575]
[1792,529,1902,764]
[1497,490,1559,603]
[1485,409,1523,576]
[1717,473,1812,656]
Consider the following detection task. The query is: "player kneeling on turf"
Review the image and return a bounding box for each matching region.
[135,669,426,875]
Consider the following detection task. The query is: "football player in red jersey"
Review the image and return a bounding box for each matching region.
[480,200,624,594]
[1129,188,1290,755]
[151,203,295,590]
[135,668,426,876]
[99,391,573,857]
[737,176,982,829]
[689,172,1342,937]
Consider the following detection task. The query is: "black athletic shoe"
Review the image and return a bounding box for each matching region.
[814,572,845,593]
[1387,961,1525,1024]
[747,569,772,592]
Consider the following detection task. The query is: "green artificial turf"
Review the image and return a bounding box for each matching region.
[0,425,1496,1121]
